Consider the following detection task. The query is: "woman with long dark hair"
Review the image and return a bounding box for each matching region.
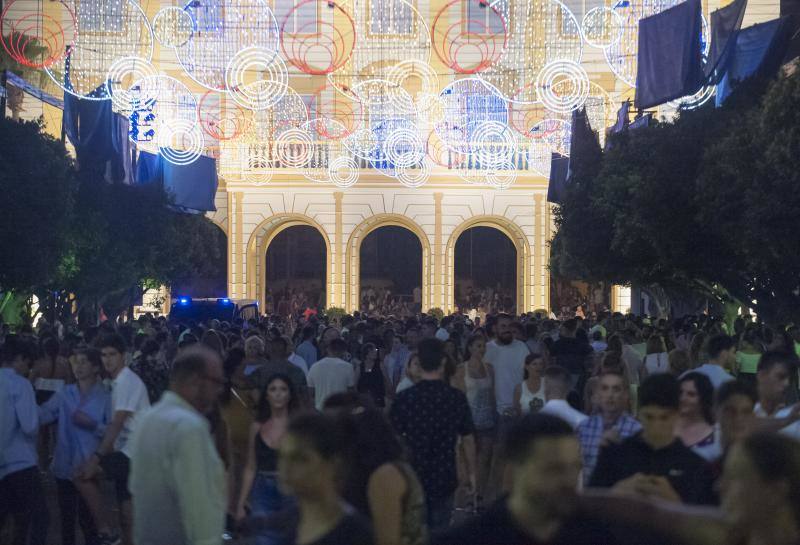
[356,343,391,409]
[236,373,299,544]
[675,372,715,450]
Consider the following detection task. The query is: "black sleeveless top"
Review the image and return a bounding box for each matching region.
[255,434,279,472]
[357,363,386,408]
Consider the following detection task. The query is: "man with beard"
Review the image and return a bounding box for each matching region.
[432,414,619,545]
[486,314,531,423]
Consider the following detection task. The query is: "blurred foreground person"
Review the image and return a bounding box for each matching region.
[128,345,227,545]
[584,432,800,545]
[433,414,620,545]
[278,413,374,545]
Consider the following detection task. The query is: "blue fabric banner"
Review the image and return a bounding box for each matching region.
[547,153,570,205]
[63,90,116,166]
[705,0,748,83]
[635,0,704,109]
[134,151,218,213]
[716,17,790,105]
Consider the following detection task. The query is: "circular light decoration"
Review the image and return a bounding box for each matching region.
[482,0,582,104]
[535,60,590,114]
[668,84,715,110]
[385,127,426,169]
[250,87,309,140]
[299,118,351,184]
[431,0,509,74]
[152,6,194,48]
[396,159,431,188]
[45,0,154,100]
[527,118,570,177]
[158,120,204,166]
[604,0,681,87]
[225,47,288,111]
[243,151,273,185]
[198,91,252,141]
[426,129,469,168]
[468,120,517,167]
[435,77,509,156]
[328,0,430,93]
[581,7,624,49]
[385,60,440,115]
[279,0,356,75]
[273,127,314,168]
[315,83,363,139]
[484,162,516,189]
[345,128,381,160]
[128,75,198,149]
[328,156,359,188]
[0,0,77,69]
[107,56,158,113]
[175,0,280,91]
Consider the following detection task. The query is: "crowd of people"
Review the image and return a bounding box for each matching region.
[2,308,800,545]
[455,285,516,317]
[359,285,420,317]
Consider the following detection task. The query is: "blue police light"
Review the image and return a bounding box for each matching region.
[178,297,191,305]
[217,298,232,305]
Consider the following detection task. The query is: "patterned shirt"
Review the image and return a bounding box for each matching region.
[390,380,475,500]
[577,413,641,485]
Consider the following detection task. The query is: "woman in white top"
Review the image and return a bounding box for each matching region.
[643,335,670,377]
[513,353,546,415]
[453,335,495,506]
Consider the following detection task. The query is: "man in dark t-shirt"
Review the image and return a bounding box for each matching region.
[390,338,477,531]
[432,414,619,545]
[589,374,715,505]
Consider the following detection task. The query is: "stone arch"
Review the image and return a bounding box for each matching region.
[346,214,432,312]
[445,215,532,313]
[246,214,332,311]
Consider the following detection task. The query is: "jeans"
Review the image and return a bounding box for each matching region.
[0,466,48,545]
[250,473,293,545]
[426,494,454,531]
[56,478,98,545]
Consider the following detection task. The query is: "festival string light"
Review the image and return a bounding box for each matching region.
[2,0,713,183]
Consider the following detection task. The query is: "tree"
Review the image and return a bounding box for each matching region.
[551,67,800,324]
[66,176,226,319]
[0,117,76,293]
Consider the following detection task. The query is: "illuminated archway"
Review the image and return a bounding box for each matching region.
[445,216,531,313]
[246,215,331,310]
[454,226,517,313]
[346,214,431,312]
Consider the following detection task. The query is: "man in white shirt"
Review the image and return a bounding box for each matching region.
[681,334,735,389]
[540,365,587,429]
[307,338,355,410]
[77,334,150,545]
[129,345,226,545]
[752,351,800,439]
[485,314,530,419]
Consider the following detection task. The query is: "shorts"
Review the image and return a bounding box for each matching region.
[99,451,132,502]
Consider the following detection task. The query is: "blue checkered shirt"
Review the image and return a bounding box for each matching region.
[577,413,641,485]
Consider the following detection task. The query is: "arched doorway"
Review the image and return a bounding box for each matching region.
[454,226,517,314]
[265,225,327,315]
[172,222,227,298]
[550,278,611,320]
[358,226,422,315]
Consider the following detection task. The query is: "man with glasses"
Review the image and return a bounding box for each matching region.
[129,345,227,545]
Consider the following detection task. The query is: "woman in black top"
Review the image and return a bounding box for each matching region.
[357,343,390,408]
[279,413,374,545]
[237,373,299,544]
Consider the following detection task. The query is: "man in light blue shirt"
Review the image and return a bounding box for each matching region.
[0,335,48,545]
[295,326,319,369]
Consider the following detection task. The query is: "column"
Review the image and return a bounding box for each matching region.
[433,192,444,310]
[533,194,545,311]
[332,191,344,309]
[227,191,246,301]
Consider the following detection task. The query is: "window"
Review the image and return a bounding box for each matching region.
[369,0,413,35]
[192,0,224,33]
[78,0,125,32]
[274,0,318,34]
[465,0,505,35]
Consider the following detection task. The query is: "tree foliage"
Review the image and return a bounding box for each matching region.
[0,117,225,321]
[551,67,800,324]
[0,117,76,292]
